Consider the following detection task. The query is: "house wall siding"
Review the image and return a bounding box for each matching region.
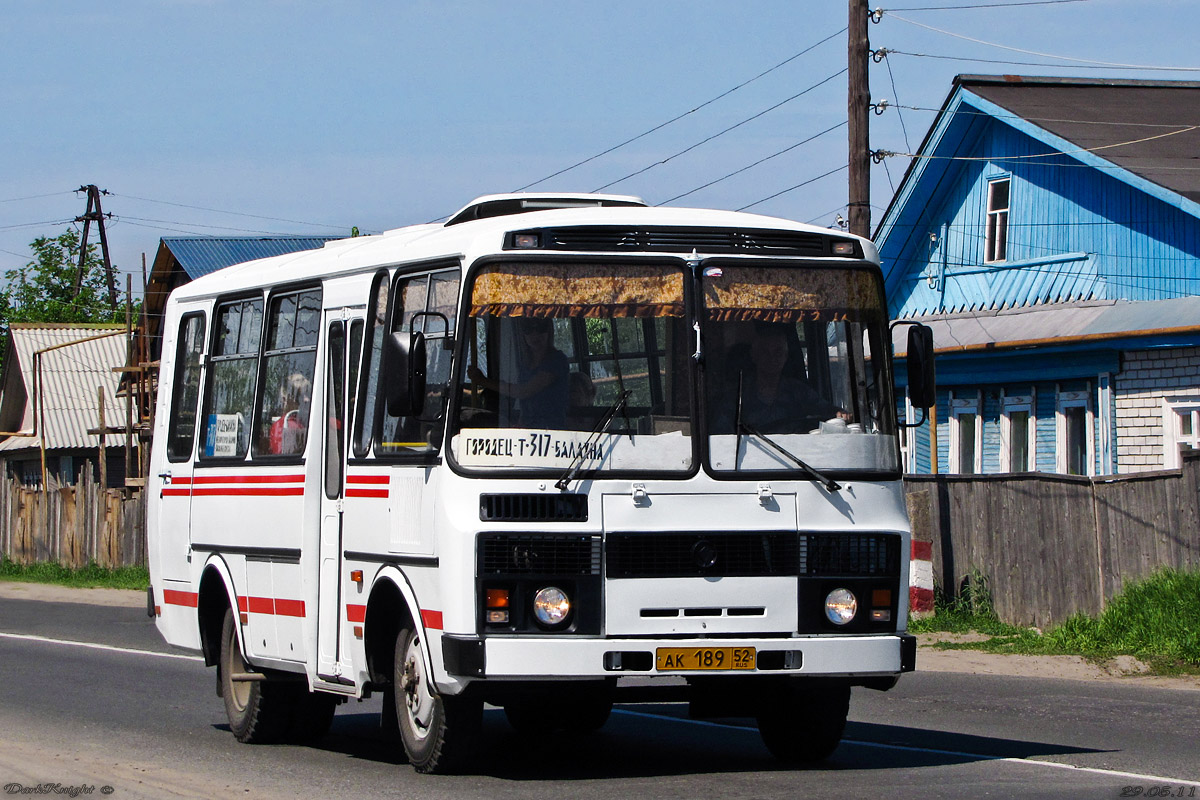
[887,110,1200,319]
[1115,346,1200,473]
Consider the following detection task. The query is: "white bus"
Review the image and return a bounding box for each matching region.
[147,193,934,773]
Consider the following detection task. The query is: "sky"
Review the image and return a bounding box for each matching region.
[2,0,1198,299]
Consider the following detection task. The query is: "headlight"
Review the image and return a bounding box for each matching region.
[532,586,571,627]
[824,588,857,625]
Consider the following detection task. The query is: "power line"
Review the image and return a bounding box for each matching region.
[110,192,356,231]
[892,104,1200,129]
[0,219,75,232]
[884,12,1200,72]
[656,121,846,206]
[0,191,74,204]
[113,215,343,238]
[889,48,1200,72]
[513,26,847,192]
[737,164,849,211]
[879,124,1200,164]
[595,68,847,192]
[884,0,1088,9]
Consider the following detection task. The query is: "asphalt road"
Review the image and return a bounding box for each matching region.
[1,593,1197,800]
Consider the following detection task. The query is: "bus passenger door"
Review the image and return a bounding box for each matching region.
[154,311,206,585]
[317,313,361,679]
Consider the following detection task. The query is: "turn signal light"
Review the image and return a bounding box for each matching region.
[485,588,510,624]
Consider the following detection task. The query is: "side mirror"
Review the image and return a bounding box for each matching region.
[906,323,936,411]
[383,330,427,417]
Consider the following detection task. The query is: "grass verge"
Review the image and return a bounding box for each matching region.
[0,556,149,591]
[910,568,1200,675]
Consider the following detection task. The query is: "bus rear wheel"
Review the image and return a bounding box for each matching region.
[220,609,294,743]
[393,627,481,774]
[755,681,850,764]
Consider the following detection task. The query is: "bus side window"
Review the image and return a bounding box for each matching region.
[352,271,389,458]
[377,268,460,456]
[254,288,321,457]
[201,298,263,459]
[166,312,206,462]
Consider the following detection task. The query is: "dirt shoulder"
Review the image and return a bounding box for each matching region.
[0,579,145,608]
[917,632,1200,690]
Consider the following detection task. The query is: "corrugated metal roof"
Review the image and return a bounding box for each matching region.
[893,296,1200,356]
[161,236,342,280]
[0,324,127,453]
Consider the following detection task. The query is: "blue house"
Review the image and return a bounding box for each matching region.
[877,75,1200,476]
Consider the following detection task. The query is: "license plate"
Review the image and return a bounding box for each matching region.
[655,646,756,671]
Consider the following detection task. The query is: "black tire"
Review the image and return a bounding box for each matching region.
[394,627,481,774]
[756,681,850,764]
[287,690,338,743]
[219,609,294,744]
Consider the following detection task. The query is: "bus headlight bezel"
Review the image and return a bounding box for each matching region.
[824,587,858,626]
[532,586,572,628]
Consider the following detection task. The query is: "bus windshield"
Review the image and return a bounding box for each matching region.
[451,260,694,475]
[701,263,898,474]
[450,258,897,478]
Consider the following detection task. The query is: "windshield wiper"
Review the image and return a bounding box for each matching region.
[733,373,840,492]
[554,390,633,491]
[737,421,842,492]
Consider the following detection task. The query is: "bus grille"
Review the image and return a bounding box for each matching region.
[478,534,601,576]
[479,493,588,522]
[605,532,799,578]
[799,533,900,577]
[510,226,852,257]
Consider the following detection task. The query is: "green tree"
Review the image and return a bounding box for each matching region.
[0,227,127,326]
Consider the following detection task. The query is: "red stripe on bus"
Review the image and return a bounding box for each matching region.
[169,476,193,485]
[190,487,305,497]
[247,596,275,615]
[421,609,443,630]
[238,596,249,612]
[162,589,198,607]
[274,598,306,617]
[161,488,192,497]
[191,474,305,484]
[346,604,366,623]
[346,474,389,485]
[911,540,932,561]
[346,488,389,499]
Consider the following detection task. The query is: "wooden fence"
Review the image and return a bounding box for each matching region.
[904,451,1200,628]
[0,475,145,568]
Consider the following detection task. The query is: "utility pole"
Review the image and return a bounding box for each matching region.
[847,0,871,238]
[74,184,119,313]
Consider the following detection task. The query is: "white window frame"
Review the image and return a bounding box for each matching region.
[985,176,1010,263]
[1000,392,1035,473]
[949,392,983,475]
[1056,387,1094,476]
[1162,397,1200,470]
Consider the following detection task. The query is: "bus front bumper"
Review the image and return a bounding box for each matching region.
[441,632,916,680]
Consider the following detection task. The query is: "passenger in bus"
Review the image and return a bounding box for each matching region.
[723,321,841,434]
[467,317,569,429]
[269,372,311,454]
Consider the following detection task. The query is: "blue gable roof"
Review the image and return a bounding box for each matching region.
[161,236,341,280]
[876,76,1200,319]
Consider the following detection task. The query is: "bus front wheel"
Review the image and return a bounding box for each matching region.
[220,609,293,743]
[393,627,481,773]
[755,681,850,764]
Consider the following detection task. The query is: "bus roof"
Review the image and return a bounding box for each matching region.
[167,197,878,304]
